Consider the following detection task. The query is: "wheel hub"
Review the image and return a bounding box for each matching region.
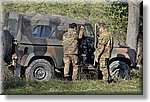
[34,67,46,80]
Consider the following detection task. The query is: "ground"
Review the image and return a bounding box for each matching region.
[2,66,142,95]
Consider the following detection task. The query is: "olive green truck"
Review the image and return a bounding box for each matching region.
[2,12,137,81]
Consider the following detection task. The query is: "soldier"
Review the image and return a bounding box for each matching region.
[62,23,81,81]
[95,23,113,80]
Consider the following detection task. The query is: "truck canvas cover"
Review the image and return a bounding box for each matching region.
[4,12,89,44]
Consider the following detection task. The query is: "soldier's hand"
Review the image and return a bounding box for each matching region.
[80,25,84,30]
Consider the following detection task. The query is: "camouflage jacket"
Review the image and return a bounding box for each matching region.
[62,28,79,54]
[97,30,112,57]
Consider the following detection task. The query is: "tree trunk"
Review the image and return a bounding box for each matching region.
[136,1,143,67]
[126,0,140,51]
[0,0,3,94]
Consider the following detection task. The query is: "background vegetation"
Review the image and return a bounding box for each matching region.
[3,1,128,44]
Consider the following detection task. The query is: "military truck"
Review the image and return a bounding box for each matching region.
[2,12,137,82]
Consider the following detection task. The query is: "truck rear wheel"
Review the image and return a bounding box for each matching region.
[25,59,54,81]
[109,60,131,80]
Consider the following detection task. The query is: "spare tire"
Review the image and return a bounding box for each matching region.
[2,30,13,64]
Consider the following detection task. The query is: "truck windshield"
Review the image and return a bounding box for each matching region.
[84,24,94,37]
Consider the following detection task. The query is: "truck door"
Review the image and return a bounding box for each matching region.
[78,24,96,65]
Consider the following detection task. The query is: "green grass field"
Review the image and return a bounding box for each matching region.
[2,65,142,95]
[2,77,142,95]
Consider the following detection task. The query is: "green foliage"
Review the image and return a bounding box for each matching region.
[3,1,128,44]
[3,64,13,80]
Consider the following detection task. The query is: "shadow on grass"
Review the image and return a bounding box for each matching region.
[3,77,27,91]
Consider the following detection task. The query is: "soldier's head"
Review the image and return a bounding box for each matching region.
[69,23,77,30]
[98,22,107,33]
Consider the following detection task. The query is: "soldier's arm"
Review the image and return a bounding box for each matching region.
[73,32,79,40]
[79,26,85,39]
[103,35,110,45]
[62,33,67,44]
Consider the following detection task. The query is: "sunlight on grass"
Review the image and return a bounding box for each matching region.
[3,78,142,95]
[2,65,142,95]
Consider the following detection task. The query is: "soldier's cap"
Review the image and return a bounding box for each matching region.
[98,22,107,29]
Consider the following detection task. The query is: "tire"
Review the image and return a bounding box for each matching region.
[109,60,131,80]
[2,30,13,63]
[25,59,54,82]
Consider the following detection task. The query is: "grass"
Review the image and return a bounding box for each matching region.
[2,78,142,95]
[2,65,143,95]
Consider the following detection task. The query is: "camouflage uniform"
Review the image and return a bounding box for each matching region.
[62,28,79,81]
[95,30,112,79]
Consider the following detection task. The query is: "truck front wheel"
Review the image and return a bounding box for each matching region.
[25,59,54,81]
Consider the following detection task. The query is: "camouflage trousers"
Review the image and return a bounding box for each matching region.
[98,57,108,80]
[63,54,79,81]
[95,48,110,80]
